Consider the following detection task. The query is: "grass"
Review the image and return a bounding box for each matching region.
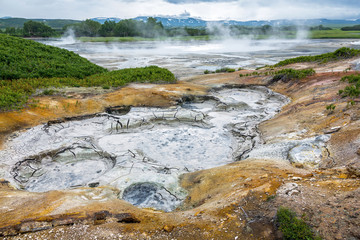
[239,68,315,83]
[0,35,176,111]
[0,66,176,111]
[271,68,315,83]
[309,29,360,39]
[274,47,360,67]
[277,207,321,240]
[339,74,360,99]
[0,34,107,80]
[79,35,212,42]
[204,67,236,74]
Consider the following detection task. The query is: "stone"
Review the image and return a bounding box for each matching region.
[163,225,174,232]
[288,143,323,165]
[113,213,140,223]
[88,182,100,188]
[19,221,52,233]
[277,182,300,197]
[346,160,360,177]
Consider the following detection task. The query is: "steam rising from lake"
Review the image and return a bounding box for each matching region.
[38,37,359,78]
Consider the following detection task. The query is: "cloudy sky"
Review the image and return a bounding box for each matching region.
[1,0,360,21]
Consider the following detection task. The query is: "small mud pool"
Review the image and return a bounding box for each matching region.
[0,86,290,211]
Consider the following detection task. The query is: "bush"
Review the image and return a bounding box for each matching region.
[204,67,236,74]
[215,67,236,73]
[277,207,321,240]
[0,34,107,80]
[0,66,176,111]
[0,35,177,111]
[274,47,360,67]
[271,68,315,83]
[339,74,360,99]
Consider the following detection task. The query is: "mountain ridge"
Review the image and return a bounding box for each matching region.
[1,16,360,29]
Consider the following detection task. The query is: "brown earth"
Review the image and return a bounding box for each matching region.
[0,59,359,239]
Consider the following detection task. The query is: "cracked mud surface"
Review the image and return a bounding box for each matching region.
[1,86,288,212]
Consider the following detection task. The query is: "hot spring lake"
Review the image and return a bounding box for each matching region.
[38,38,360,78]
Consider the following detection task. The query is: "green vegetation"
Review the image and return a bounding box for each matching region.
[78,35,212,42]
[0,34,106,80]
[274,47,360,67]
[204,67,236,74]
[309,25,332,31]
[66,17,165,38]
[326,104,336,112]
[2,17,360,40]
[271,68,315,83]
[0,66,175,111]
[309,29,360,39]
[277,207,321,240]
[239,68,315,82]
[0,35,176,111]
[339,74,360,99]
[0,18,80,30]
[23,20,56,37]
[341,25,360,31]
[68,19,101,37]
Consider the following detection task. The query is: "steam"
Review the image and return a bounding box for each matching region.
[205,22,309,41]
[60,28,78,44]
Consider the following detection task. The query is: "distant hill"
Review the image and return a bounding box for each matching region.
[0,18,81,29]
[2,16,360,29]
[91,17,360,28]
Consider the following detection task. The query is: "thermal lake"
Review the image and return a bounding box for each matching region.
[38,38,360,78]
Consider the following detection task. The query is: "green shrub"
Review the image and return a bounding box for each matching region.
[271,68,315,83]
[274,47,360,67]
[0,34,107,80]
[215,67,236,73]
[42,89,55,95]
[339,74,360,99]
[277,207,321,240]
[204,67,235,74]
[0,35,176,111]
[0,66,176,111]
[326,103,336,112]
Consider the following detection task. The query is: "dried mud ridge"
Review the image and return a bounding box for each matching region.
[0,61,360,239]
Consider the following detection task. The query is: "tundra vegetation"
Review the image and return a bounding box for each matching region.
[277,207,322,240]
[2,17,360,40]
[204,67,236,74]
[338,74,360,107]
[0,35,176,111]
[273,47,360,67]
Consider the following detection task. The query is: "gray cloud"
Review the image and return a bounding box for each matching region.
[164,0,360,6]
[0,0,359,20]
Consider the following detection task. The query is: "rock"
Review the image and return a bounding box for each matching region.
[88,182,100,188]
[122,182,182,212]
[19,221,52,233]
[105,105,131,115]
[288,143,323,165]
[291,177,302,181]
[346,160,360,177]
[163,225,174,232]
[324,126,341,134]
[113,213,140,223]
[277,182,300,197]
